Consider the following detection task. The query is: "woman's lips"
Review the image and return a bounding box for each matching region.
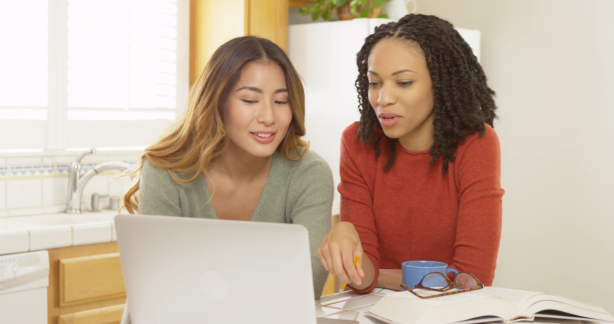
[378,113,401,127]
[250,132,276,143]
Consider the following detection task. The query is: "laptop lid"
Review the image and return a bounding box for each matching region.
[115,214,317,324]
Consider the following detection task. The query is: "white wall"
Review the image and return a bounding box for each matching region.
[417,0,614,313]
[289,19,393,215]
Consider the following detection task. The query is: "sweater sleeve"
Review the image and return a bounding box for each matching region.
[121,159,182,324]
[337,135,380,293]
[287,154,335,298]
[450,127,504,286]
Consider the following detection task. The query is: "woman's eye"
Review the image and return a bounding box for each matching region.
[241,99,257,104]
[398,81,413,87]
[275,100,288,105]
[368,81,379,87]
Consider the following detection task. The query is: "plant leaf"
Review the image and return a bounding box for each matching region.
[377,13,389,18]
[312,10,320,21]
[374,0,386,9]
[299,6,310,15]
[323,7,331,20]
[360,7,370,18]
[350,1,359,15]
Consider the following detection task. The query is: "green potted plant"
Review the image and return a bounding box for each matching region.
[300,0,390,21]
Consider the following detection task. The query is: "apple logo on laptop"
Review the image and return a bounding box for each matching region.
[198,270,230,300]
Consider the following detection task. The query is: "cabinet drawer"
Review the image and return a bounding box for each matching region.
[58,304,125,324]
[59,253,126,307]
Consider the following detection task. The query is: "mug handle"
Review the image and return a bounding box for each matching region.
[447,267,459,279]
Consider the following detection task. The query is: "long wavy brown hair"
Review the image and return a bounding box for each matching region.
[122,36,309,214]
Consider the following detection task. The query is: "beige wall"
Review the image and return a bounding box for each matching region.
[417,0,614,313]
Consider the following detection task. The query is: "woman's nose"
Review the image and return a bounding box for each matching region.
[378,85,395,107]
[257,100,275,125]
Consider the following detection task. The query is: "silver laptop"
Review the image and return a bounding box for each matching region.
[115,214,320,324]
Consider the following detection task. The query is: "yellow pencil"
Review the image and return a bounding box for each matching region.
[339,255,360,292]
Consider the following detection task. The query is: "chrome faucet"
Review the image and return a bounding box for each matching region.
[65,148,133,214]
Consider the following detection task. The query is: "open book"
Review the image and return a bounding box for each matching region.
[366,287,614,324]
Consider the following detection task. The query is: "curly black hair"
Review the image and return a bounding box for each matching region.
[355,14,497,173]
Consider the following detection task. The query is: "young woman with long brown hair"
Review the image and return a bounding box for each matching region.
[120,36,333,323]
[317,14,504,293]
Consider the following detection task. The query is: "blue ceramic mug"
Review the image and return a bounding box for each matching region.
[401,261,459,290]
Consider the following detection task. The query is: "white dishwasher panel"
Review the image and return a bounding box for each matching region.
[0,250,49,324]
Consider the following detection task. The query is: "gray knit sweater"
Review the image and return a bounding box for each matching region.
[121,150,334,324]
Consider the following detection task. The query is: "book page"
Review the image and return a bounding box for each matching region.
[524,293,609,314]
[368,294,431,324]
[370,289,524,324]
[385,287,539,308]
[525,301,614,322]
[384,289,489,307]
[369,287,614,324]
[472,287,543,309]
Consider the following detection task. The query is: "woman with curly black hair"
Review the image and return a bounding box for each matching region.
[317,14,504,293]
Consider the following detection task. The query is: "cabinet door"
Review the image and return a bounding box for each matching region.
[245,0,289,52]
[58,304,125,324]
[59,253,126,307]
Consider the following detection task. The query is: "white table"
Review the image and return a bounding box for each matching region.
[315,288,391,323]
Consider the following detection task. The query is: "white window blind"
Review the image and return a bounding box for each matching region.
[0,0,48,119]
[0,0,187,151]
[62,0,186,149]
[66,0,177,120]
[0,0,48,150]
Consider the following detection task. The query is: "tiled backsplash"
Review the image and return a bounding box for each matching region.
[0,152,140,217]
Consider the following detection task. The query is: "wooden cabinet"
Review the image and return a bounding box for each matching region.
[57,305,125,324]
[48,242,126,324]
[189,0,293,86]
[59,253,125,307]
[245,0,289,52]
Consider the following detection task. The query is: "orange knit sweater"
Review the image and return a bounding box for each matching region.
[338,122,504,293]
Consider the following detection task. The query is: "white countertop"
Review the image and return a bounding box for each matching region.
[0,211,120,255]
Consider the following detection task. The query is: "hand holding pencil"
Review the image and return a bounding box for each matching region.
[317,222,367,289]
[339,255,360,292]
